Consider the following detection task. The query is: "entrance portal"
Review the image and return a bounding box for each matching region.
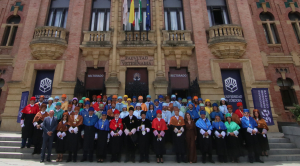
[125,68,149,101]
[85,68,105,99]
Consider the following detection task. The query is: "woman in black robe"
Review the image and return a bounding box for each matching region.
[137,111,151,163]
[94,112,110,162]
[212,114,227,163]
[55,112,69,162]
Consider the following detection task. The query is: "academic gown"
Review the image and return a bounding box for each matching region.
[185,120,197,163]
[210,111,225,121]
[195,118,213,153]
[241,116,261,156]
[146,110,156,121]
[21,104,40,139]
[104,104,112,112]
[56,120,69,153]
[94,119,110,158]
[137,118,151,155]
[32,111,49,153]
[224,121,241,159]
[107,108,117,120]
[82,114,98,151]
[109,118,124,154]
[93,102,103,111]
[152,118,168,155]
[54,109,64,121]
[212,121,227,157]
[67,115,83,152]
[169,116,185,154]
[186,109,199,121]
[123,115,138,156]
[255,118,270,151]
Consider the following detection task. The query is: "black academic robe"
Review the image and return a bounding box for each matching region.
[22,114,36,138]
[137,119,151,154]
[170,125,186,154]
[212,129,227,156]
[123,115,138,154]
[83,125,96,151]
[197,128,212,154]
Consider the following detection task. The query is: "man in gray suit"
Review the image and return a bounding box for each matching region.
[40,110,58,162]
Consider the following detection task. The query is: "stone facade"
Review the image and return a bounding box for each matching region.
[2,0,299,132]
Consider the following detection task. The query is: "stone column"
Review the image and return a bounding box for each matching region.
[153,0,168,96]
[105,0,120,95]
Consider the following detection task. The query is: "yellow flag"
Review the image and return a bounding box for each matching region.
[129,0,135,26]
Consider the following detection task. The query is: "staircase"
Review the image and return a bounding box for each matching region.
[0,132,300,162]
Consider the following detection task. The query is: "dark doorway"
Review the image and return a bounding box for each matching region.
[125,68,148,102]
[168,67,190,98]
[85,68,106,99]
[86,90,103,100]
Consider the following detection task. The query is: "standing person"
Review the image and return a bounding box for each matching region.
[138,96,148,111]
[60,94,68,111]
[204,99,213,114]
[146,103,156,121]
[32,104,49,155]
[131,96,137,108]
[152,110,168,163]
[161,103,172,142]
[219,98,228,115]
[54,102,64,121]
[67,104,75,116]
[177,97,182,108]
[40,110,58,162]
[36,95,44,107]
[46,97,55,112]
[119,104,129,119]
[104,97,112,112]
[94,112,110,163]
[212,114,227,163]
[78,100,84,111]
[169,107,186,163]
[198,103,211,121]
[116,96,123,111]
[81,107,98,162]
[112,95,118,103]
[95,104,104,119]
[55,112,69,162]
[126,98,134,110]
[210,103,224,121]
[102,95,107,105]
[196,110,214,163]
[186,96,192,103]
[134,103,143,119]
[72,98,78,111]
[180,98,188,114]
[186,102,200,121]
[234,102,244,118]
[109,110,123,162]
[79,101,90,117]
[253,109,270,156]
[224,113,241,163]
[20,97,40,148]
[92,95,102,111]
[107,102,117,120]
[122,95,128,105]
[66,107,83,162]
[145,95,153,110]
[123,108,138,163]
[92,95,97,105]
[193,96,199,108]
[227,105,241,124]
[170,94,180,108]
[241,109,263,163]
[158,95,164,108]
[184,112,197,163]
[137,111,151,163]
[53,96,60,106]
[153,99,162,112]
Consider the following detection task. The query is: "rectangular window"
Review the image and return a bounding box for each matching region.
[164,0,185,30]
[292,23,300,43]
[1,25,18,46]
[47,0,70,28]
[90,9,110,31]
[280,88,298,108]
[270,24,280,44]
[262,24,271,44]
[206,0,229,26]
[124,10,147,31]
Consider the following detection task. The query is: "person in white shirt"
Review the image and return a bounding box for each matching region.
[145,95,152,110]
[133,103,143,120]
[120,104,129,119]
[219,98,228,115]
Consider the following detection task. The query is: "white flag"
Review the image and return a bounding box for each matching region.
[123,0,128,26]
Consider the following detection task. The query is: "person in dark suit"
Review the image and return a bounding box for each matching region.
[40,110,58,162]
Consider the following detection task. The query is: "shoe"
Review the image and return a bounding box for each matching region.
[66,159,71,162]
[156,158,160,163]
[21,146,25,149]
[256,159,264,163]
[209,160,215,163]
[80,159,86,162]
[40,160,44,163]
[46,159,51,162]
[160,158,164,163]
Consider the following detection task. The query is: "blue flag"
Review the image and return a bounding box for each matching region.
[146,0,151,31]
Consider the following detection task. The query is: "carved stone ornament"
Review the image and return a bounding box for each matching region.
[30,43,67,60]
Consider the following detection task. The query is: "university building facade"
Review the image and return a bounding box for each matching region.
[1,0,300,131]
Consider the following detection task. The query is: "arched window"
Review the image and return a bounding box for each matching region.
[1,16,20,46]
[90,0,111,31]
[288,12,300,43]
[277,78,298,108]
[260,12,280,44]
[206,0,229,27]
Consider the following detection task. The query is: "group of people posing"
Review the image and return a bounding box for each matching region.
[20,94,270,163]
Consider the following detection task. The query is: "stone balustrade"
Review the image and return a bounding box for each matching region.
[118,31,155,46]
[162,30,193,45]
[30,26,68,60]
[81,31,111,46]
[207,24,247,59]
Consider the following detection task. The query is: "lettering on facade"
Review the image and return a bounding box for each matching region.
[88,74,104,77]
[170,74,188,77]
[120,56,154,66]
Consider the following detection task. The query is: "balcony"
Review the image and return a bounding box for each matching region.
[207,24,247,59]
[30,26,68,60]
[80,31,112,68]
[162,30,195,68]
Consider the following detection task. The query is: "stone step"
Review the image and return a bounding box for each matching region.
[268,138,290,143]
[268,149,300,155]
[0,152,300,162]
[269,143,297,149]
